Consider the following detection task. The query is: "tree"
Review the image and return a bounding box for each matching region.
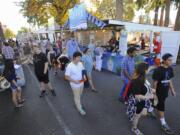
[164,0,171,26]
[160,6,165,26]
[0,22,5,41]
[123,0,136,21]
[18,0,79,26]
[92,0,116,19]
[154,6,160,25]
[4,28,16,39]
[116,0,123,19]
[136,0,166,25]
[18,27,29,34]
[174,0,180,30]
[93,0,135,21]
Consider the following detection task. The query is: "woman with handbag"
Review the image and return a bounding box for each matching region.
[127,62,155,135]
[3,60,25,108]
[82,48,97,92]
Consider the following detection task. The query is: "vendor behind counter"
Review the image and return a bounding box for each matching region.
[103,36,119,53]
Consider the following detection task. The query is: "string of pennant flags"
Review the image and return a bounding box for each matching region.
[86,11,106,29]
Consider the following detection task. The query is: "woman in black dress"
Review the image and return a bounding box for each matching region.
[127,62,154,135]
[33,45,56,97]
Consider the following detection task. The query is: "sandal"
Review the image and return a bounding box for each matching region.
[18,99,26,104]
[92,89,98,93]
[15,104,24,108]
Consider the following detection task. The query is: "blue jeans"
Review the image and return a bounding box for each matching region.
[119,79,129,98]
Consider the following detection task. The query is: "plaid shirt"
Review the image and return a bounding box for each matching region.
[2,46,15,60]
[121,55,135,81]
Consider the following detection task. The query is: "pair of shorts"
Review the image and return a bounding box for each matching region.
[11,83,20,91]
[35,73,49,83]
[156,95,167,112]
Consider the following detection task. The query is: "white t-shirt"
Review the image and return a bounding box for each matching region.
[65,62,84,88]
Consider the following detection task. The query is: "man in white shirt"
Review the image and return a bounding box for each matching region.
[65,51,86,115]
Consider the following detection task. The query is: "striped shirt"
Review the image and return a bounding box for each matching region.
[2,46,15,60]
[121,55,135,81]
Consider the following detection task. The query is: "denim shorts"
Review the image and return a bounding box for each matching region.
[11,83,20,91]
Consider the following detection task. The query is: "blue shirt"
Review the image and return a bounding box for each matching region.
[88,43,95,58]
[82,54,93,74]
[67,39,79,59]
[121,56,135,81]
[69,4,87,30]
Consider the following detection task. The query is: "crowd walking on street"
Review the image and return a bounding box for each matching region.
[0,35,177,135]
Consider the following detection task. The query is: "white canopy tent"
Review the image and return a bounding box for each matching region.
[106,20,180,64]
[107,20,172,32]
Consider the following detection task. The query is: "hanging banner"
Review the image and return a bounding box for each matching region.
[65,4,106,30]
[69,4,88,30]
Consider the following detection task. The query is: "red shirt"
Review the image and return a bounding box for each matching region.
[153,38,162,54]
[56,40,62,49]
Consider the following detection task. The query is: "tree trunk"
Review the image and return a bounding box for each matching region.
[116,0,123,20]
[175,4,180,31]
[164,0,170,27]
[159,6,165,26]
[0,22,5,41]
[154,6,159,26]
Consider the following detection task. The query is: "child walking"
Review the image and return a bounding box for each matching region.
[152,53,176,135]
[33,45,56,97]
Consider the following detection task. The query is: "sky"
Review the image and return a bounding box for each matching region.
[0,0,178,34]
[0,0,29,34]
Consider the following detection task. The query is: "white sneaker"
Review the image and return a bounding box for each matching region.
[79,108,86,116]
[131,128,144,135]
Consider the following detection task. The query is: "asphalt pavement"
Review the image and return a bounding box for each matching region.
[0,65,180,135]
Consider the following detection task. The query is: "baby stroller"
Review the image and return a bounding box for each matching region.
[58,56,70,71]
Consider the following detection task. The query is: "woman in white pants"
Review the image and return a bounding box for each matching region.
[95,46,103,71]
[65,52,86,116]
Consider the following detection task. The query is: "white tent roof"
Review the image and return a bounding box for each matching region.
[108,20,173,32]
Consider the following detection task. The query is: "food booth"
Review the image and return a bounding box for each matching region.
[35,4,180,74]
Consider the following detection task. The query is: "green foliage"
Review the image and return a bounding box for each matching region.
[135,0,165,12]
[18,27,29,34]
[123,0,136,21]
[17,0,79,26]
[91,0,116,19]
[93,0,135,21]
[4,28,16,39]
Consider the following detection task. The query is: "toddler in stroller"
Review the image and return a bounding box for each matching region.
[57,48,69,71]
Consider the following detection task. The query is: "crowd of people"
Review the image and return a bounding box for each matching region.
[0,33,177,135]
[0,40,24,108]
[119,47,176,135]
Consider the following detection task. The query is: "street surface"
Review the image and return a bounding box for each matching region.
[0,65,180,135]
